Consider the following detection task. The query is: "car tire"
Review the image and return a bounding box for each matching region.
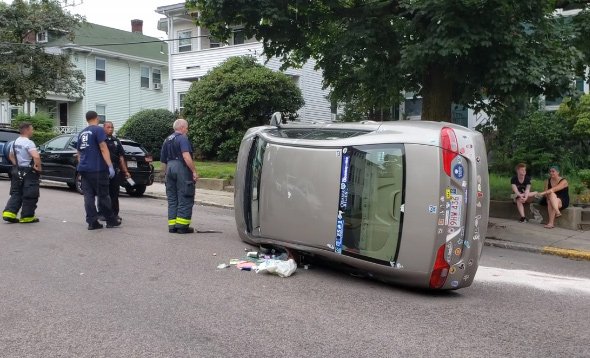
[126,184,146,197]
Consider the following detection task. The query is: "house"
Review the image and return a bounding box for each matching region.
[155,3,334,122]
[0,20,169,132]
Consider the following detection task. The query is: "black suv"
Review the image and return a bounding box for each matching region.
[39,134,155,196]
[0,127,20,176]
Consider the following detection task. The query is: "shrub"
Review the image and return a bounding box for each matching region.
[11,112,57,145]
[118,109,176,160]
[578,169,590,188]
[183,56,304,161]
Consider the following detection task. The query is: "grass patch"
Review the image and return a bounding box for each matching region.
[153,161,236,180]
[490,172,586,201]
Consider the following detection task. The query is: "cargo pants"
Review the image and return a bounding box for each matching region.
[2,167,40,223]
[165,160,195,230]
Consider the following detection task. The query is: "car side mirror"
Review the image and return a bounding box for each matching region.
[38,145,45,153]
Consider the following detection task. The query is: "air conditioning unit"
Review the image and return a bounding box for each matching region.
[153,83,162,90]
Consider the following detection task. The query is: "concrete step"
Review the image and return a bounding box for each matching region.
[582,209,590,222]
[224,185,235,192]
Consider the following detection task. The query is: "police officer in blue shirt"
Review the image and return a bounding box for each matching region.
[77,111,122,230]
[160,118,198,234]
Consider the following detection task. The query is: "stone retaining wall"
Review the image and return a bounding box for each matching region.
[489,200,582,230]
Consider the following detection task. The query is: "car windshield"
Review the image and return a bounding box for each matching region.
[341,144,405,264]
[122,142,147,155]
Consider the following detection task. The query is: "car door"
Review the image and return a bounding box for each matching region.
[40,135,74,181]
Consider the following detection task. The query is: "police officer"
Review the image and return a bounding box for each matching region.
[2,122,42,224]
[160,119,198,234]
[97,121,130,221]
[77,111,121,230]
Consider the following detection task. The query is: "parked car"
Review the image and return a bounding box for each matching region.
[38,134,154,196]
[0,127,20,176]
[234,119,489,290]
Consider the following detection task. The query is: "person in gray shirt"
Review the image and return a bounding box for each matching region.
[2,122,42,223]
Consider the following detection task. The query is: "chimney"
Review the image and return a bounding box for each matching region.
[131,19,143,34]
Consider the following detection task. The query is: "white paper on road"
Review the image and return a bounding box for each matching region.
[476,266,590,295]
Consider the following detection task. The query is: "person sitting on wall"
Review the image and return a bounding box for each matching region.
[510,163,537,223]
[537,165,569,229]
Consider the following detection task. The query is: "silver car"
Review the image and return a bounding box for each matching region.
[234,120,489,290]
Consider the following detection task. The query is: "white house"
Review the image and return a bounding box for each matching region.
[155,3,334,122]
[0,20,169,132]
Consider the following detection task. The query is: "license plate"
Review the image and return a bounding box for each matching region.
[127,161,137,168]
[449,194,463,228]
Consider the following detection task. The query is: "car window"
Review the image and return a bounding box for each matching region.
[45,136,72,150]
[266,128,369,140]
[0,130,19,142]
[341,144,405,264]
[122,142,147,155]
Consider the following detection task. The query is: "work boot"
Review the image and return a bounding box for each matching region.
[3,217,19,223]
[97,215,106,222]
[106,218,122,228]
[88,221,104,230]
[168,227,177,233]
[19,217,40,224]
[176,227,195,234]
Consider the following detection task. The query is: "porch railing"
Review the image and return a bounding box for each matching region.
[53,126,78,134]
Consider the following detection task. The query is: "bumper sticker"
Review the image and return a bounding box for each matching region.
[334,152,351,254]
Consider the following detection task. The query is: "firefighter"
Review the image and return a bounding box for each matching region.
[97,121,130,221]
[2,122,42,224]
[160,119,199,234]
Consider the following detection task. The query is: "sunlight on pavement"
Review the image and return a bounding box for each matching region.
[476,266,590,294]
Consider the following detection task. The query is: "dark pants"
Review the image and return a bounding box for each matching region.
[81,171,115,225]
[98,173,120,217]
[3,167,40,222]
[165,160,195,230]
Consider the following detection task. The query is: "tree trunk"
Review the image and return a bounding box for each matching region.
[421,64,453,122]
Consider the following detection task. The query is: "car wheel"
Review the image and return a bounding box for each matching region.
[75,173,83,195]
[126,184,146,197]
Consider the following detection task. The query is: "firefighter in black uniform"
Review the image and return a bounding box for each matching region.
[2,122,42,224]
[160,119,198,234]
[98,121,130,221]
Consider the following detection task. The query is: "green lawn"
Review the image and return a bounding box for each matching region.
[490,173,585,201]
[153,161,236,180]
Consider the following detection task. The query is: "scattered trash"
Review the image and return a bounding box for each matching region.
[246,251,258,258]
[217,263,229,269]
[229,259,240,265]
[237,261,257,270]
[256,259,297,278]
[212,253,217,256]
[303,264,310,270]
[62,220,67,223]
[79,272,84,276]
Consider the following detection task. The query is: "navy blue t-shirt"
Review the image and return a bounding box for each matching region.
[160,132,193,164]
[77,125,108,172]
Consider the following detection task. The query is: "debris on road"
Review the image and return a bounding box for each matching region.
[215,247,298,277]
[256,259,297,277]
[217,263,229,269]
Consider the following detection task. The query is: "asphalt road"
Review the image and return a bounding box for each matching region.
[1,179,589,358]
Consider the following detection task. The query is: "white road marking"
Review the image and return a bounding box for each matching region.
[476,266,590,294]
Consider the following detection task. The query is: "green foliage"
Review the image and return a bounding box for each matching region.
[10,112,56,144]
[578,169,590,188]
[118,109,176,160]
[0,0,85,105]
[188,0,588,121]
[183,56,304,161]
[489,173,545,201]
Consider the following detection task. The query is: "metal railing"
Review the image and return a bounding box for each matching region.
[53,126,78,134]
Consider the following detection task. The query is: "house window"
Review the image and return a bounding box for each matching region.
[96,105,106,124]
[233,29,245,45]
[152,68,162,89]
[404,98,423,118]
[140,66,150,88]
[96,58,106,82]
[209,36,221,48]
[575,78,585,93]
[178,31,192,52]
[178,92,187,112]
[10,108,19,119]
[36,30,48,43]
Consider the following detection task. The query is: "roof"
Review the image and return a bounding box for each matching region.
[155,3,186,15]
[48,22,167,63]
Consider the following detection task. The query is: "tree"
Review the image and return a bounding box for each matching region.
[118,109,176,161]
[188,0,590,121]
[0,0,84,108]
[183,56,304,161]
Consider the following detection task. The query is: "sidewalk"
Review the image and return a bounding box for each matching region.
[486,218,590,261]
[145,183,590,261]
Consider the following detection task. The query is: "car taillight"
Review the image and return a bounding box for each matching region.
[440,127,458,176]
[145,155,153,163]
[429,244,450,289]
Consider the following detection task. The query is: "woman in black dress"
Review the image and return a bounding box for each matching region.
[538,165,569,229]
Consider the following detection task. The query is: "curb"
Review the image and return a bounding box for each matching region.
[485,237,590,261]
[143,193,234,210]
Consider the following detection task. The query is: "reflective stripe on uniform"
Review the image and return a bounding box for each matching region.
[2,211,17,219]
[19,217,37,223]
[176,217,191,226]
[168,219,177,226]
